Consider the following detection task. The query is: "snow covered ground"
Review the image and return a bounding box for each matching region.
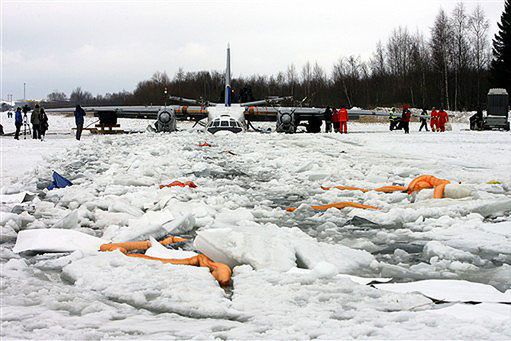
[1,112,511,339]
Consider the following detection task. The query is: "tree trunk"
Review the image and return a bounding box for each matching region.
[421,70,427,108]
[444,64,450,109]
[454,71,458,112]
[342,79,352,107]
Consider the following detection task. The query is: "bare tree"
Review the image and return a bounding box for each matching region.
[370,40,387,76]
[70,87,93,105]
[451,2,471,111]
[431,9,452,109]
[332,58,352,107]
[286,64,298,96]
[301,61,313,97]
[47,90,67,102]
[386,27,413,78]
[469,5,490,105]
[409,31,431,107]
[312,62,326,104]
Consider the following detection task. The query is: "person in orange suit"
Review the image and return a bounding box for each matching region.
[332,108,340,133]
[430,107,438,132]
[338,106,349,134]
[438,108,449,132]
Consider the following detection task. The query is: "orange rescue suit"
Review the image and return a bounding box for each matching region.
[339,108,349,122]
[339,108,349,134]
[321,175,450,199]
[438,110,449,132]
[332,110,340,123]
[430,110,439,130]
[406,175,451,199]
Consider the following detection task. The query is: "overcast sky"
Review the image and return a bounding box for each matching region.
[1,0,506,100]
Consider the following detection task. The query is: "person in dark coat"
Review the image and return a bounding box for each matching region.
[14,107,23,140]
[31,104,41,139]
[323,106,332,133]
[419,108,429,132]
[401,104,411,134]
[39,108,49,140]
[74,105,86,140]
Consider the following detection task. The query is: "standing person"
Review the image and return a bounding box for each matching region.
[31,104,41,139]
[39,108,49,141]
[339,105,349,134]
[323,106,332,133]
[332,108,340,133]
[74,104,86,140]
[438,108,449,132]
[430,107,438,132]
[14,107,22,140]
[419,108,429,132]
[401,104,411,134]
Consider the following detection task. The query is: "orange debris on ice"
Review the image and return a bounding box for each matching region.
[374,185,407,193]
[159,181,197,189]
[286,201,379,212]
[321,185,405,193]
[406,175,451,199]
[320,185,369,192]
[321,175,450,198]
[127,253,232,287]
[99,236,231,287]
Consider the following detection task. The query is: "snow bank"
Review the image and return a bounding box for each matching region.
[13,229,107,253]
[62,251,241,320]
[429,303,511,321]
[194,224,375,274]
[375,279,511,303]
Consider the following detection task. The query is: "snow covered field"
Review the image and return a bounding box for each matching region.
[1,113,511,339]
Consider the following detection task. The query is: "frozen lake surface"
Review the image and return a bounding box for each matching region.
[1,113,511,339]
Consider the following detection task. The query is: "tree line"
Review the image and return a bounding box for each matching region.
[45,2,510,111]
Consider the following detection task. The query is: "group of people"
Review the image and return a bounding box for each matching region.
[11,104,49,140]
[428,107,449,132]
[391,106,449,133]
[8,104,86,140]
[323,104,449,135]
[323,106,349,134]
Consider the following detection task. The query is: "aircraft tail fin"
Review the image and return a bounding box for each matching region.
[224,44,231,107]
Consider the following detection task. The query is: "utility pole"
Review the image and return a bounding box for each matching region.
[23,83,26,100]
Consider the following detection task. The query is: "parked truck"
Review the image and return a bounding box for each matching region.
[470,88,510,131]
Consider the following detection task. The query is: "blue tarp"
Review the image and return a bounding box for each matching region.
[47,171,73,190]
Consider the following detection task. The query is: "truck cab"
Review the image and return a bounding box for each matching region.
[470,88,510,131]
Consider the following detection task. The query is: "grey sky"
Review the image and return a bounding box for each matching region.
[1,0,506,100]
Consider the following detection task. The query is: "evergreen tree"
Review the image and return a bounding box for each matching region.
[491,0,511,92]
